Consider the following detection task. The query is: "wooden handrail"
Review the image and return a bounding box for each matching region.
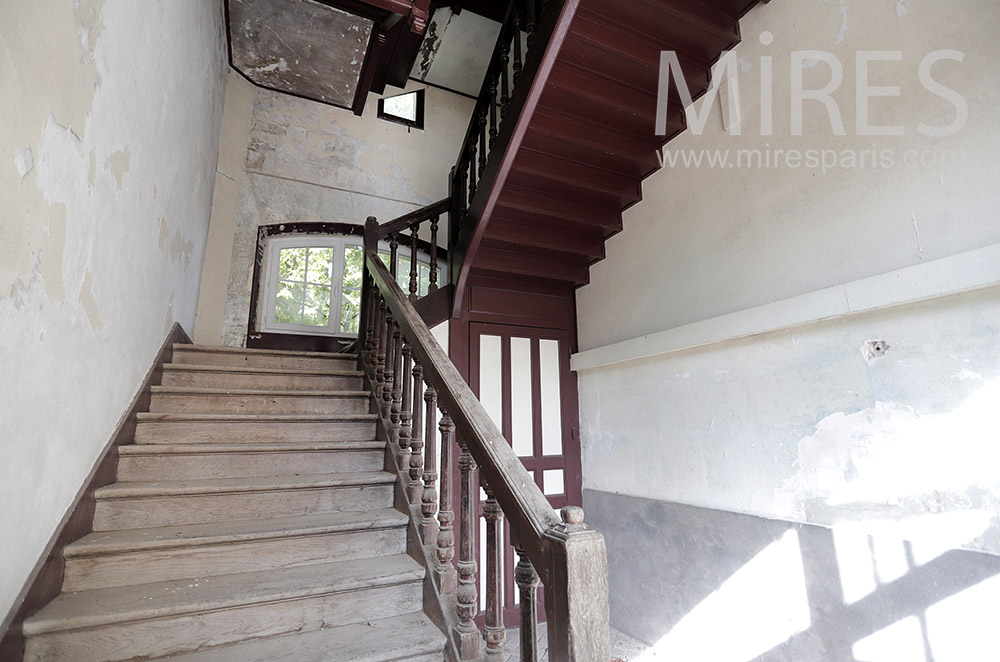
[377,198,449,238]
[359,216,610,661]
[365,231,558,559]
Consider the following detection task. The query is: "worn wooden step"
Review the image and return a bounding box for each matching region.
[93,472,396,530]
[473,246,591,286]
[485,218,606,260]
[171,345,358,371]
[583,0,740,62]
[513,147,643,207]
[161,364,365,391]
[134,413,378,444]
[149,386,371,415]
[117,441,386,480]
[157,611,445,662]
[23,554,425,662]
[496,186,623,233]
[63,509,408,592]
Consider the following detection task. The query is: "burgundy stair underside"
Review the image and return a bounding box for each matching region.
[469,0,761,288]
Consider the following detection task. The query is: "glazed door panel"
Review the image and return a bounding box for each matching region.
[469,323,582,625]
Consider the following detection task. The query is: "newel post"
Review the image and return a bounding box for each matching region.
[543,506,610,662]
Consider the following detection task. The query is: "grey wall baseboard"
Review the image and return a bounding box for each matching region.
[584,489,1000,661]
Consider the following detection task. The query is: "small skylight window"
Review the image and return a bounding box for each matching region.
[378,89,424,130]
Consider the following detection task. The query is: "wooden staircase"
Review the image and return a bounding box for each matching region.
[21,345,445,662]
[450,0,764,309]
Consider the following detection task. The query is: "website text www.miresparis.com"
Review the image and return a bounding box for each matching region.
[657,145,966,174]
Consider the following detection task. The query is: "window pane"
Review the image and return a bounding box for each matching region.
[307,247,334,285]
[279,247,307,282]
[383,92,417,122]
[302,285,331,326]
[341,289,361,334]
[397,255,411,291]
[418,263,430,296]
[343,246,363,290]
[275,281,304,323]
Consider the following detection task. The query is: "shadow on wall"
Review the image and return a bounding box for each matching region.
[584,491,1000,662]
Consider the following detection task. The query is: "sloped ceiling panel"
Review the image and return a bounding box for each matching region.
[228,0,373,108]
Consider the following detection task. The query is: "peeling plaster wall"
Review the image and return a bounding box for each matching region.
[574,0,1000,634]
[0,0,227,620]
[193,78,474,346]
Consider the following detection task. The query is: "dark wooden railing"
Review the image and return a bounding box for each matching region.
[374,198,446,299]
[448,0,566,288]
[359,216,610,661]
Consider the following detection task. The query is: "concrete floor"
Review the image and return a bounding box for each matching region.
[501,623,648,661]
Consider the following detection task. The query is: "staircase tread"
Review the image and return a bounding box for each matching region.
[137,412,377,422]
[173,345,357,360]
[23,554,423,636]
[119,441,385,455]
[96,471,396,498]
[150,386,369,397]
[66,509,409,557]
[162,363,364,376]
[157,611,444,662]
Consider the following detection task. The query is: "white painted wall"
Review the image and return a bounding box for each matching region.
[0,0,227,621]
[192,78,475,346]
[576,0,1000,550]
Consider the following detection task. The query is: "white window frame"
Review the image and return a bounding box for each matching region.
[260,234,443,338]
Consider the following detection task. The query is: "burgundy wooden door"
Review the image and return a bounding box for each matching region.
[469,322,582,625]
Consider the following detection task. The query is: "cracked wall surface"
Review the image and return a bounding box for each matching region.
[574,0,1000,649]
[0,0,227,621]
[193,77,474,347]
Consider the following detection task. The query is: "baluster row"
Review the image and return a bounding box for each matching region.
[459,0,551,229]
[362,281,542,662]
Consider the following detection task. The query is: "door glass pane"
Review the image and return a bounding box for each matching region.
[539,339,563,456]
[543,469,564,496]
[479,335,503,432]
[343,246,363,289]
[279,247,307,282]
[341,289,360,334]
[307,247,334,285]
[275,282,304,323]
[303,284,331,326]
[510,337,533,457]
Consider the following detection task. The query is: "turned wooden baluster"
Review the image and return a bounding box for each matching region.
[483,486,506,661]
[512,9,523,87]
[468,143,477,201]
[455,435,481,659]
[478,107,488,176]
[526,0,538,49]
[515,546,540,662]
[375,298,388,391]
[397,339,413,471]
[428,216,439,292]
[362,273,375,375]
[408,224,419,302]
[407,374,424,504]
[389,323,403,446]
[499,43,510,118]
[436,409,457,594]
[389,233,400,279]
[420,382,438,540]
[488,76,498,149]
[380,312,394,419]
